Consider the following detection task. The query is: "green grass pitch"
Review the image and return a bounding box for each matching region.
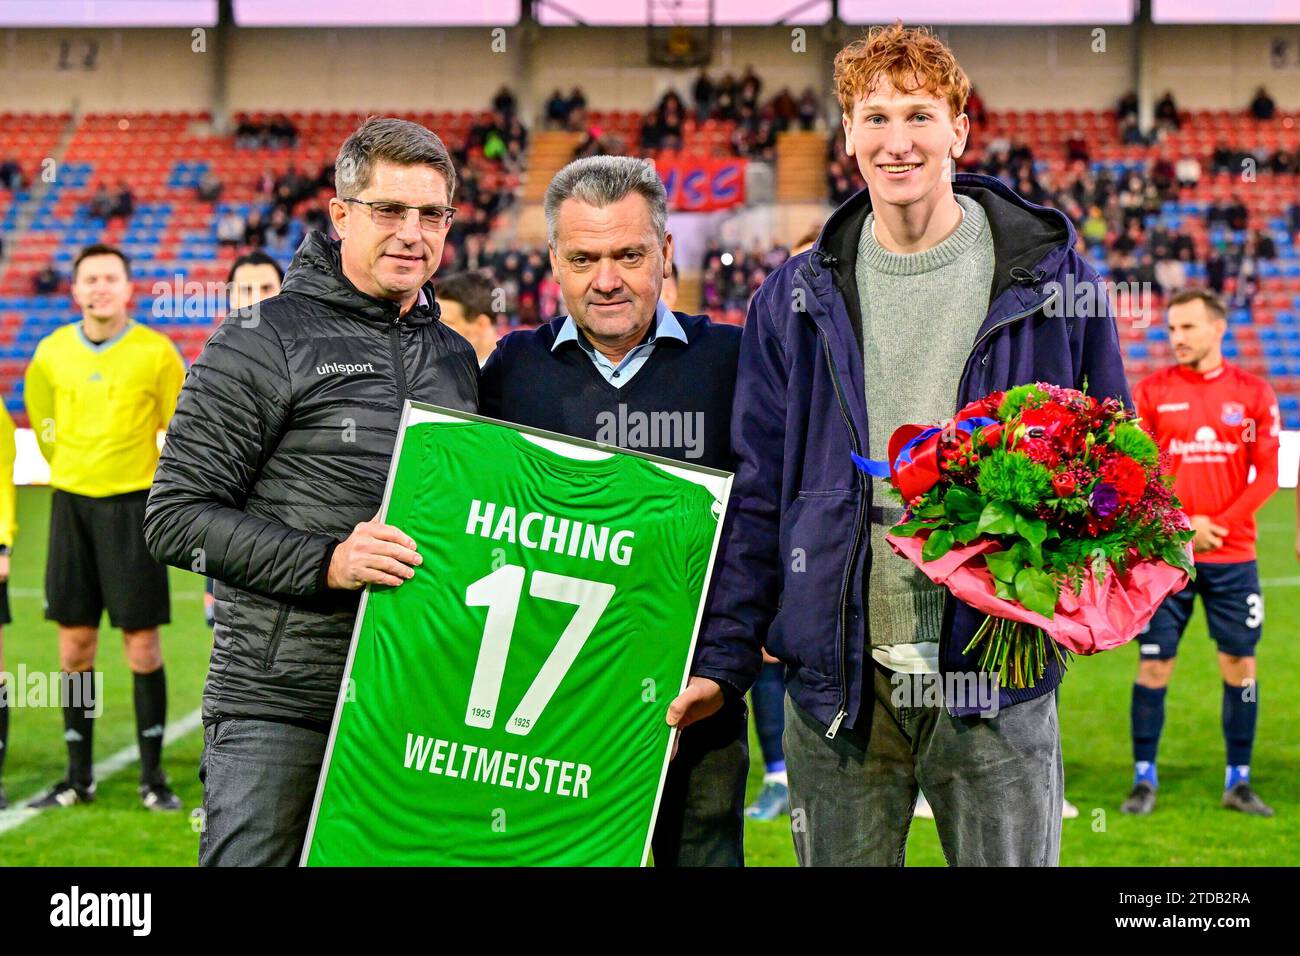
[0,485,1295,866]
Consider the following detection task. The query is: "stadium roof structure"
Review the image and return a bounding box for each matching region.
[0,0,217,27]
[1151,0,1300,24]
[232,0,521,26]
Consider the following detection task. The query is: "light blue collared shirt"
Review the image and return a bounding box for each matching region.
[550,300,687,388]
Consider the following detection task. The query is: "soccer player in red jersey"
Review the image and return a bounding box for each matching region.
[1125,288,1279,817]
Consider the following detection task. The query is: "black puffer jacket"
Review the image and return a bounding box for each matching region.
[144,232,478,729]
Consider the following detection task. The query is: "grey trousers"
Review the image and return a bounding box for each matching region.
[198,718,328,867]
[784,665,1063,866]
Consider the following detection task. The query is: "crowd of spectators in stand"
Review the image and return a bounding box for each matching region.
[215,94,527,260]
[233,112,299,149]
[33,263,60,295]
[465,88,531,174]
[448,235,559,328]
[544,87,590,131]
[204,161,332,257]
[688,67,820,130]
[699,240,791,312]
[83,181,136,222]
[827,144,866,206]
[18,84,1299,325]
[563,67,824,162]
[24,96,527,299]
[0,157,25,192]
[965,88,1299,306]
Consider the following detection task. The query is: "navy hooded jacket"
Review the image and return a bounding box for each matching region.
[693,173,1132,737]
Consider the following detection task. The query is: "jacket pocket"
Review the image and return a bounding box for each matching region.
[767,489,858,677]
[262,604,291,671]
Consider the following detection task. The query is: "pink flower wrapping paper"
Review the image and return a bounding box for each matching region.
[885,532,1194,655]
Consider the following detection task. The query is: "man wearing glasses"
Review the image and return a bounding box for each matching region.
[145,117,478,866]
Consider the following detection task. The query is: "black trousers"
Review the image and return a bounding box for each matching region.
[651,694,749,867]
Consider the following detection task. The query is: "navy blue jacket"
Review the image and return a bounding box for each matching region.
[693,173,1132,736]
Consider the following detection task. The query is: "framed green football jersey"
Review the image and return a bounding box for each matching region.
[301,402,733,866]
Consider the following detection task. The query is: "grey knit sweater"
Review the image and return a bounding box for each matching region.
[856,193,994,670]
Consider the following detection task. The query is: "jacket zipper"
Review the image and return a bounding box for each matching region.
[263,604,291,670]
[388,318,409,401]
[940,287,1058,687]
[954,288,1059,403]
[814,322,866,740]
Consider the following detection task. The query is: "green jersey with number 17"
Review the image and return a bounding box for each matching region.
[303,418,723,866]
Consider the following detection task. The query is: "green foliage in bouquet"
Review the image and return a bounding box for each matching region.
[1110,422,1160,467]
[996,383,1047,420]
[976,451,1054,510]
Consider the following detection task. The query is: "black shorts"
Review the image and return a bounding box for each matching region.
[0,579,10,626]
[1139,560,1262,660]
[45,489,171,630]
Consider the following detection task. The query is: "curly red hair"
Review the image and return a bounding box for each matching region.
[834,22,971,120]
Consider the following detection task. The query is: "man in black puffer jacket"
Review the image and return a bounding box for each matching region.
[144,118,478,866]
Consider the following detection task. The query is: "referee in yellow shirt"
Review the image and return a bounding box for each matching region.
[0,408,15,809]
[23,244,185,811]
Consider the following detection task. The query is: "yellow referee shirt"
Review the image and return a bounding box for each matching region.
[0,407,15,548]
[24,321,186,498]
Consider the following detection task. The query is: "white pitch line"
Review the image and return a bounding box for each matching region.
[0,707,204,837]
[1260,576,1300,587]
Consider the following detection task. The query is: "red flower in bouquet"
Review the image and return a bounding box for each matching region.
[1100,454,1147,507]
[965,390,1005,419]
[974,421,1003,450]
[1016,401,1083,454]
[1082,394,1107,427]
[1051,473,1076,497]
[1084,508,1119,537]
[1018,437,1060,468]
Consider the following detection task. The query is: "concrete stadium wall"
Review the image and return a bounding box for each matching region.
[941,26,1136,111]
[0,23,1295,116]
[1142,24,1300,109]
[224,28,512,112]
[0,28,213,112]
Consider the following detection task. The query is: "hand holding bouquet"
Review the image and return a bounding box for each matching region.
[853,382,1194,689]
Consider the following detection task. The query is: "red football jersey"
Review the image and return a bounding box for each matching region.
[1133,362,1280,563]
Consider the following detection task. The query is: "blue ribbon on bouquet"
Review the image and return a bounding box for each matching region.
[850,416,997,484]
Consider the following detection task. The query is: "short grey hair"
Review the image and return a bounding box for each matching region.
[335,116,457,202]
[544,156,667,245]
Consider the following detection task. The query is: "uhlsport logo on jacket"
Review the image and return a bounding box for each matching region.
[316,361,376,376]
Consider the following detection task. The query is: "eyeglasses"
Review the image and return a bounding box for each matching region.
[344,198,457,231]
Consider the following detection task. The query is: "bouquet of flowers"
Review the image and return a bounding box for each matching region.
[853,382,1195,689]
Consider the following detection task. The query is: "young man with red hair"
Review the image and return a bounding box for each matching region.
[691,23,1129,865]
